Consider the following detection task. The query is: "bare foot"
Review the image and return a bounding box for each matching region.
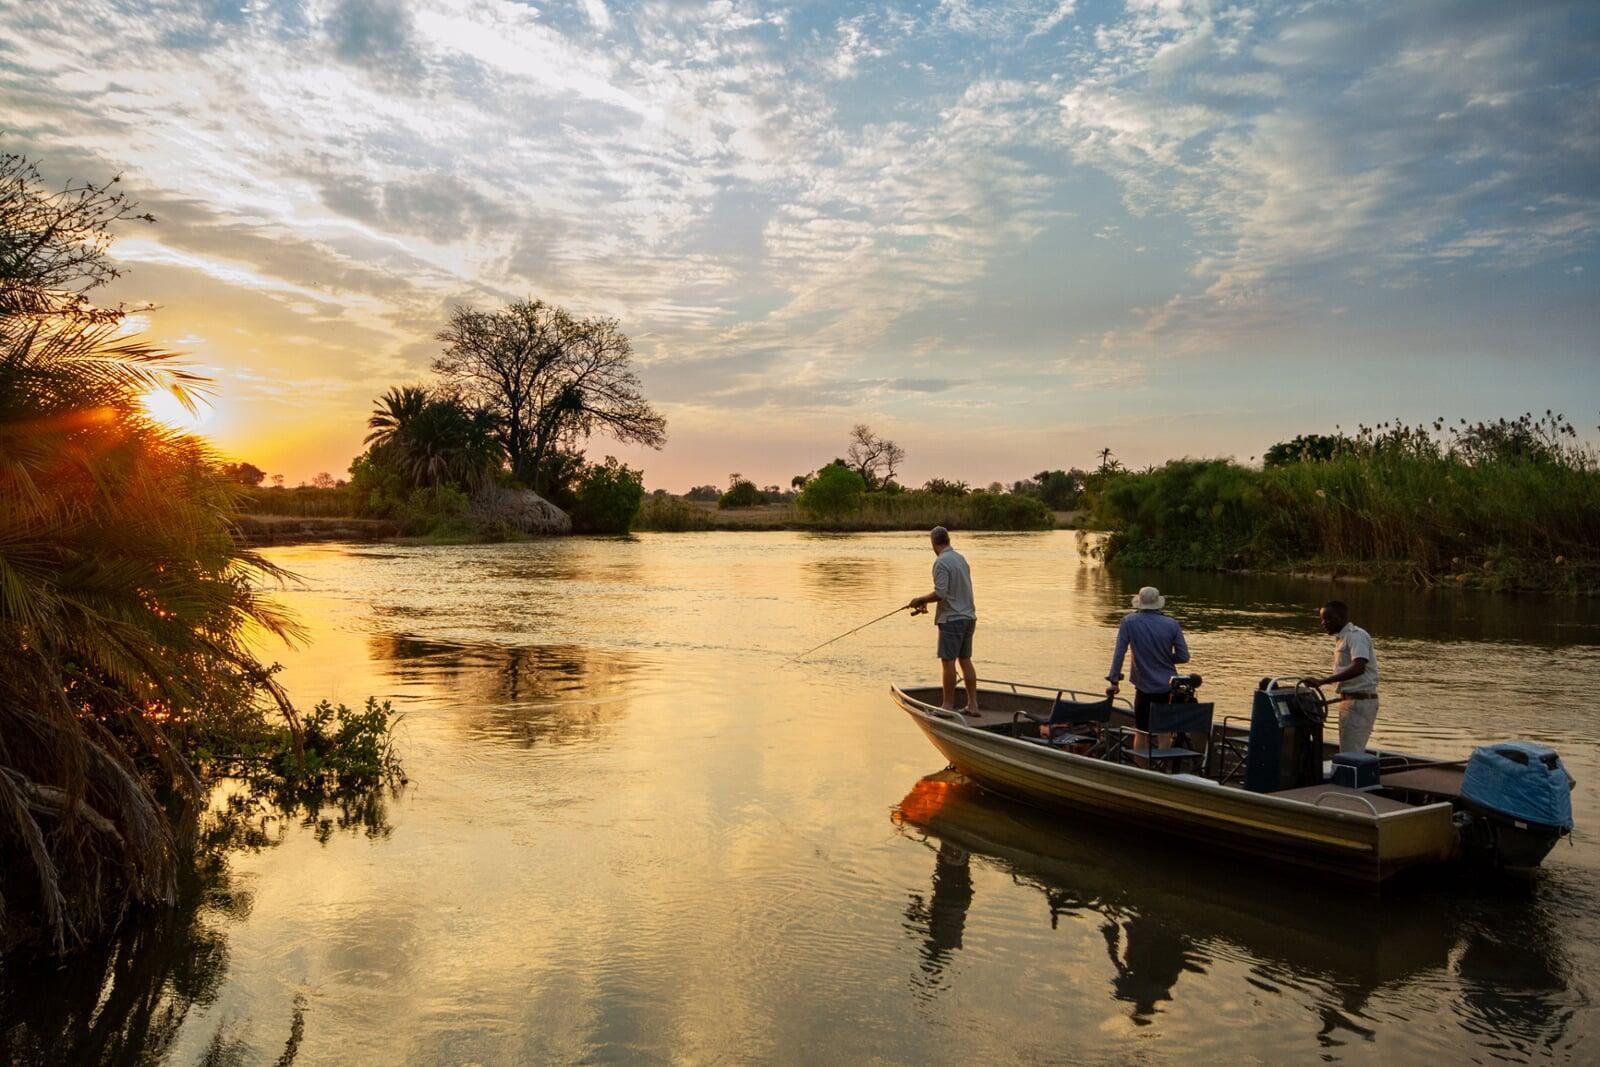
[959,705,982,718]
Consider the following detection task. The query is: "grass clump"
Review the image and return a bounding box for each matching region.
[635,495,716,531]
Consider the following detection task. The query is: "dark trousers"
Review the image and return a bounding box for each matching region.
[1133,689,1172,732]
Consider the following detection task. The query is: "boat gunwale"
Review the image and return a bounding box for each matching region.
[890,682,1454,827]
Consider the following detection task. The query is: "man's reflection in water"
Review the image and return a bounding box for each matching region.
[1101,912,1204,1024]
[904,841,974,995]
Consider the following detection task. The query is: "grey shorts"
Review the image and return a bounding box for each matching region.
[936,618,975,661]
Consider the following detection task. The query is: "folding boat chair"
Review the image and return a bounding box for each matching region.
[1013,695,1114,750]
[1130,702,1215,774]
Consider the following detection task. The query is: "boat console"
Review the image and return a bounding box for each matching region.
[1243,677,1327,793]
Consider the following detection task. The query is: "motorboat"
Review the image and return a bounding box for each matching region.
[891,676,1574,885]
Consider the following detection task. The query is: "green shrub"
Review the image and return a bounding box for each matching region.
[719,476,764,509]
[796,463,867,520]
[964,490,1054,531]
[395,485,471,537]
[570,456,645,533]
[348,449,409,517]
[270,698,404,789]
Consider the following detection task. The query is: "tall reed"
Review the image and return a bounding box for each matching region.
[1087,415,1600,591]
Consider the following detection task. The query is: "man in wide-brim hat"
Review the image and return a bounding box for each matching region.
[1106,586,1191,751]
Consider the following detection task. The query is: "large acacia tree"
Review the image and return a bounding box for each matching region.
[434,299,665,493]
[846,423,905,490]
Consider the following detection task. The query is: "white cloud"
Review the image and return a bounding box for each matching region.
[580,0,612,33]
[0,0,1593,456]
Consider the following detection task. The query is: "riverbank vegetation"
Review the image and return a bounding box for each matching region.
[336,300,664,538]
[230,299,666,541]
[636,456,1055,532]
[1086,415,1600,593]
[0,149,402,957]
[666,427,1057,533]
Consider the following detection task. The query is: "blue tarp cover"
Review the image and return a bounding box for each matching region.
[1460,742,1574,830]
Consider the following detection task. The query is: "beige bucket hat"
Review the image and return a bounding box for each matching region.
[1131,586,1166,611]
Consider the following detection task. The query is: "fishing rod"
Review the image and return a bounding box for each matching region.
[786,605,909,665]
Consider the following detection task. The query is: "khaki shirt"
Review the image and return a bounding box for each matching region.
[1333,622,1379,694]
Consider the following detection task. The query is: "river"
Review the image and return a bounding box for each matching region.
[5,532,1597,1063]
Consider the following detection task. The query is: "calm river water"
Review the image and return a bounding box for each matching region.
[7,532,1599,1064]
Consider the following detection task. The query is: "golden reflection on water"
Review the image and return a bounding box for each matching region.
[7,532,1596,1064]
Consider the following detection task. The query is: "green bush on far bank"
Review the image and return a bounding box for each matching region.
[570,457,645,533]
[796,463,866,520]
[1086,415,1600,592]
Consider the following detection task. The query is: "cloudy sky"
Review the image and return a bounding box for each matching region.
[3,0,1596,488]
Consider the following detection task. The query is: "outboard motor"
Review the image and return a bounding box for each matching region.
[1244,677,1326,793]
[1459,742,1575,870]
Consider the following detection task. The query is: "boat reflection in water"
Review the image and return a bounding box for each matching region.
[892,770,1578,1052]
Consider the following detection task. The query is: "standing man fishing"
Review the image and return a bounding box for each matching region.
[1302,600,1380,754]
[1105,586,1190,750]
[906,527,979,717]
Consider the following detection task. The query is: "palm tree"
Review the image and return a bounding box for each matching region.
[364,384,430,449]
[364,387,504,491]
[0,314,300,953]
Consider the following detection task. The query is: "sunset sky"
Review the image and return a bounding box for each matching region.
[3,0,1596,489]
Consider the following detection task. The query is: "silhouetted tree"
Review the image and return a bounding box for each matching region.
[363,386,503,490]
[0,150,153,321]
[846,424,904,490]
[435,300,666,493]
[219,461,266,487]
[1263,434,1345,467]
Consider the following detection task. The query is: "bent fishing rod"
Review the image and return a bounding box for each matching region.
[786,604,911,664]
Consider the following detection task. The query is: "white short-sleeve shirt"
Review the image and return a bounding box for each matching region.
[1333,622,1379,694]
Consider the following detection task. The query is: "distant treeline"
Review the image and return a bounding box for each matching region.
[1087,415,1600,593]
[643,423,1080,533]
[637,488,1057,533]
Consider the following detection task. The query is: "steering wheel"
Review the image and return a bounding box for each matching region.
[1292,679,1331,724]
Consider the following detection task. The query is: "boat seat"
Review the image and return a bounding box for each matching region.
[1141,745,1204,762]
[1013,694,1113,742]
[1273,784,1413,815]
[1124,702,1215,774]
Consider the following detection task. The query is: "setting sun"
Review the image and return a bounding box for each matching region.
[140,388,214,433]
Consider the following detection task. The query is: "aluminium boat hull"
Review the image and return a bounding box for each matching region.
[892,684,1459,885]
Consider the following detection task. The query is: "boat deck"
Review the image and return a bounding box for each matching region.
[1382,765,1467,799]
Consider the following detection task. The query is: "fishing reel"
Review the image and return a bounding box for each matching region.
[1167,673,1203,704]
